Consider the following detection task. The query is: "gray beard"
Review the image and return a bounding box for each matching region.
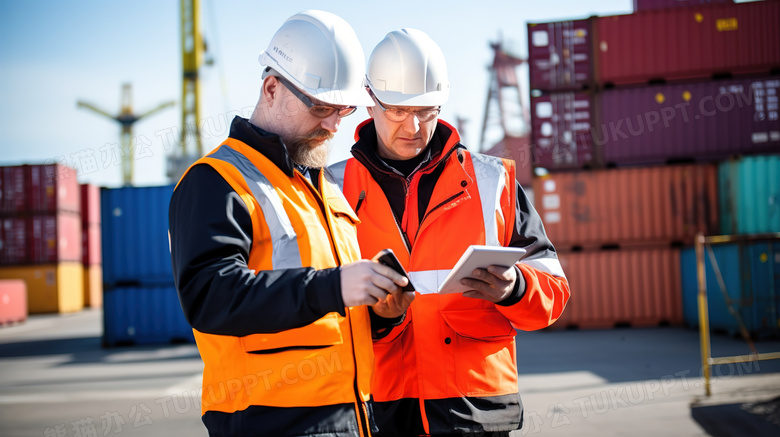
[286,131,332,168]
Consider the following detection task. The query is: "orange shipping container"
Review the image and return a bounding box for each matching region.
[0,263,83,314]
[552,246,683,329]
[83,265,102,309]
[534,164,718,249]
[0,279,27,325]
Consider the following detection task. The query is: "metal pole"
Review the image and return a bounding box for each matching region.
[695,233,712,396]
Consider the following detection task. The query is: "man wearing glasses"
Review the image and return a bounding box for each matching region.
[332,28,570,437]
[169,11,411,437]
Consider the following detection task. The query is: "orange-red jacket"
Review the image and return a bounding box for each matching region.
[170,117,375,436]
[332,119,570,435]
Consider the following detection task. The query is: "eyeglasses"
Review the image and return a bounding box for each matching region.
[373,95,440,123]
[276,76,357,118]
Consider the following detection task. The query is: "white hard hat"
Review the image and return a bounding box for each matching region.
[366,28,450,107]
[259,10,373,107]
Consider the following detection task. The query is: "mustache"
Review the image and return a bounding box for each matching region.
[302,128,334,143]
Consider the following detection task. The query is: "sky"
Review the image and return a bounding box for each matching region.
[0,0,648,188]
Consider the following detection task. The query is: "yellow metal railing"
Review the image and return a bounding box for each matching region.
[695,232,780,396]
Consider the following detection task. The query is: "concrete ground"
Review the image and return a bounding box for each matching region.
[1,309,779,436]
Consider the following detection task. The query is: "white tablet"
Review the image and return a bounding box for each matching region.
[438,245,526,294]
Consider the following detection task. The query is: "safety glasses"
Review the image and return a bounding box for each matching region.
[372,94,440,123]
[276,76,357,118]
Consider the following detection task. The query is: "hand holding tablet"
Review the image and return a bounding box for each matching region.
[438,245,526,295]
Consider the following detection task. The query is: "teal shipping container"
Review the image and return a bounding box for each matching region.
[681,241,780,338]
[101,185,175,286]
[719,155,780,235]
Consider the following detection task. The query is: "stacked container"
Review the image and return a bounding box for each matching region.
[81,184,102,308]
[0,164,83,314]
[528,0,780,331]
[100,184,193,347]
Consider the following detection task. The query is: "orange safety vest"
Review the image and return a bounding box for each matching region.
[335,120,569,434]
[177,138,374,434]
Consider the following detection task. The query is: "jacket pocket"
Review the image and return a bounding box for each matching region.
[240,312,344,354]
[440,309,518,397]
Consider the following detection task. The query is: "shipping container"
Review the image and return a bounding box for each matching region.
[80,184,101,226]
[0,213,82,265]
[0,279,27,325]
[552,246,683,329]
[530,91,596,169]
[83,264,102,309]
[599,77,780,166]
[533,164,718,249]
[528,18,594,91]
[596,1,780,87]
[482,135,534,187]
[103,285,194,347]
[0,217,27,265]
[0,263,83,314]
[719,155,780,235]
[26,164,80,213]
[82,224,102,266]
[0,166,26,214]
[101,185,175,286]
[681,241,780,337]
[634,0,734,13]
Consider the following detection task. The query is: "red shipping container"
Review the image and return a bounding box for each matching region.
[0,218,28,265]
[599,77,780,166]
[0,279,27,325]
[0,166,26,214]
[80,184,101,227]
[482,135,534,187]
[28,213,82,264]
[596,1,780,87]
[530,91,596,169]
[634,0,733,13]
[533,164,718,249]
[26,164,80,213]
[82,224,102,266]
[552,246,683,329]
[528,18,595,91]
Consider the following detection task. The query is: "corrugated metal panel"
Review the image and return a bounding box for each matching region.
[83,264,103,309]
[600,77,780,166]
[530,91,596,169]
[553,246,683,329]
[534,164,718,249]
[528,18,594,91]
[482,135,534,187]
[0,262,83,314]
[0,217,27,265]
[681,241,780,337]
[0,214,81,265]
[103,285,194,347]
[0,166,26,214]
[596,1,780,87]
[634,0,734,13]
[0,279,27,325]
[80,184,101,226]
[719,155,780,235]
[27,164,80,213]
[101,185,175,287]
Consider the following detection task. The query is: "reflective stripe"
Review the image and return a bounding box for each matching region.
[471,154,506,247]
[522,257,567,279]
[209,145,302,269]
[329,159,348,192]
[409,270,451,295]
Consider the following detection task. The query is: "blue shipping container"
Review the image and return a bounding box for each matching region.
[103,285,194,347]
[681,242,780,337]
[101,185,175,286]
[719,155,780,235]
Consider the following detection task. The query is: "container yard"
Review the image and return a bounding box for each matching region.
[2,1,780,436]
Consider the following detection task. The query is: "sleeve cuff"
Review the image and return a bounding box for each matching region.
[306,267,347,317]
[496,265,526,307]
[367,306,406,340]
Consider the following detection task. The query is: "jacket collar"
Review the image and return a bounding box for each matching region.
[228,116,297,177]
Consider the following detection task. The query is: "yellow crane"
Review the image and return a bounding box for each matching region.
[77,83,174,185]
